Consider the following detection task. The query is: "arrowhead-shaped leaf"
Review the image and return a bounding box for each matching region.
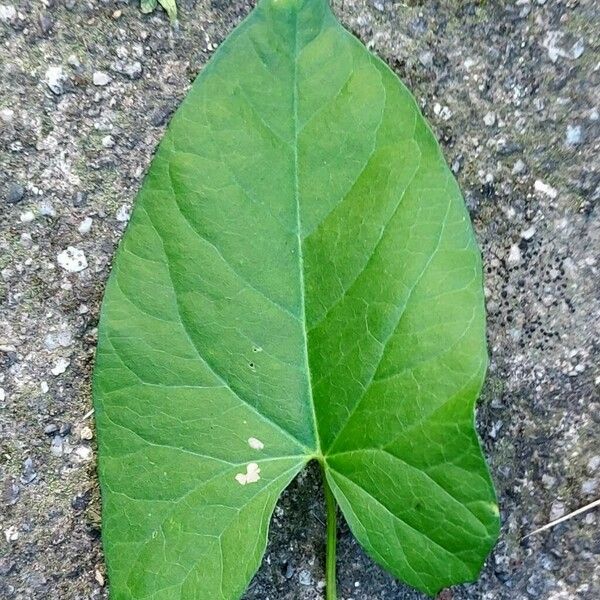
[94,0,500,597]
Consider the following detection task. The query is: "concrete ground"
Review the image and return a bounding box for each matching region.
[0,0,598,598]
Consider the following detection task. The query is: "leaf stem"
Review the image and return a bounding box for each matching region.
[324,475,338,600]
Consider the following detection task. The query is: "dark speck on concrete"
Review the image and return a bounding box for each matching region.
[5,183,24,204]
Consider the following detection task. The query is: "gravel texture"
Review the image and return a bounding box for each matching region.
[1,1,598,599]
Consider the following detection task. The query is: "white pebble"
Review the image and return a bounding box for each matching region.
[512,159,527,175]
[541,474,556,489]
[78,217,93,235]
[0,5,17,21]
[38,200,56,217]
[80,426,93,441]
[483,112,496,127]
[0,107,14,123]
[543,31,585,63]
[507,244,522,265]
[67,54,81,68]
[565,124,583,146]
[20,210,35,223]
[74,445,93,461]
[534,180,558,199]
[93,71,111,86]
[4,526,19,542]
[51,358,70,376]
[581,479,598,495]
[433,103,452,121]
[521,226,537,240]
[45,65,65,95]
[0,388,5,402]
[115,205,131,222]
[587,456,600,473]
[57,246,88,272]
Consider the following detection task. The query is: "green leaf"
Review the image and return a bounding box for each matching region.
[140,0,177,22]
[140,0,158,15]
[93,0,500,597]
[158,0,177,22]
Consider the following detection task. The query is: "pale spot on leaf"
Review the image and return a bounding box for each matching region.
[235,462,261,485]
[248,437,265,450]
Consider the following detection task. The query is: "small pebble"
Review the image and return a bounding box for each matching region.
[4,481,20,506]
[4,526,19,542]
[20,458,37,485]
[433,103,452,121]
[74,445,93,461]
[543,31,585,63]
[123,61,142,79]
[20,210,35,223]
[298,569,312,586]
[78,217,93,234]
[483,111,496,127]
[581,479,598,495]
[541,474,556,489]
[67,54,81,68]
[38,200,56,217]
[565,124,583,146]
[507,244,522,265]
[0,5,17,22]
[521,226,537,240]
[5,183,24,204]
[587,456,600,473]
[549,501,565,521]
[116,204,131,222]
[512,159,527,175]
[0,107,14,123]
[45,65,65,94]
[534,180,558,199]
[80,426,93,441]
[51,357,70,376]
[418,51,433,68]
[50,435,64,457]
[95,569,105,586]
[39,12,53,34]
[57,246,88,272]
[92,71,111,86]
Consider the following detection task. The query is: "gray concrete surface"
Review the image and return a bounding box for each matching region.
[0,0,598,598]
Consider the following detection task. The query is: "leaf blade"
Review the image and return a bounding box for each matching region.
[94,0,499,598]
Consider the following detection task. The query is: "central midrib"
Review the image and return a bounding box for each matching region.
[291,6,322,459]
